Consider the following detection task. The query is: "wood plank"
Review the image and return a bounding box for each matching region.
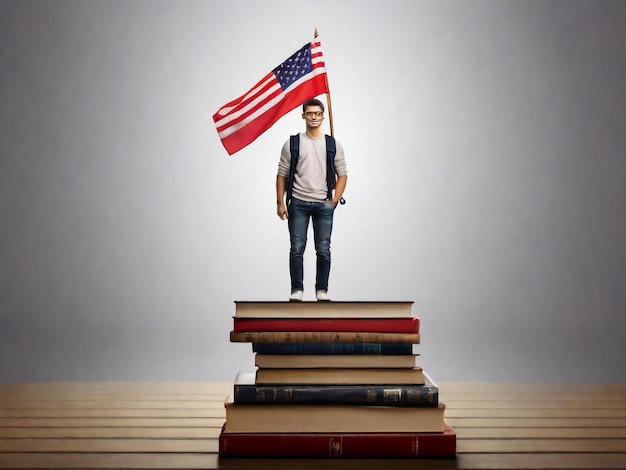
[0,382,232,392]
[0,452,623,469]
[439,383,626,394]
[458,438,626,452]
[3,452,623,470]
[0,393,226,401]
[0,400,224,409]
[457,427,626,438]
[446,408,626,418]
[446,400,626,409]
[0,438,219,452]
[207,454,626,470]
[442,392,626,401]
[0,427,221,438]
[448,417,626,427]
[456,453,626,469]
[0,408,224,418]
[0,417,225,427]
[0,453,220,469]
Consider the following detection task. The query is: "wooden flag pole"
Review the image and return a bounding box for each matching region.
[315,28,335,137]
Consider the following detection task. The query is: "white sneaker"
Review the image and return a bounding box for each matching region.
[316,290,330,301]
[289,290,303,302]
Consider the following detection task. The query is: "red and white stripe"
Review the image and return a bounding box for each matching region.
[213,40,328,155]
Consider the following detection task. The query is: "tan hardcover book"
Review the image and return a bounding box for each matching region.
[224,395,445,433]
[230,331,420,344]
[255,354,419,369]
[255,367,425,385]
[234,301,414,318]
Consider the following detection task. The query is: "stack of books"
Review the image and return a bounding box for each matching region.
[219,301,456,459]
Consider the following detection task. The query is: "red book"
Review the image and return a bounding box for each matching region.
[219,422,456,459]
[232,317,420,333]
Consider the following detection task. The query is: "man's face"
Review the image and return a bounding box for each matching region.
[302,106,324,128]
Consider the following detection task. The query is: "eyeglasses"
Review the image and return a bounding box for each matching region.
[304,111,323,118]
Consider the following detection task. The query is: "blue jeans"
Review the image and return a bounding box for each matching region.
[287,198,335,293]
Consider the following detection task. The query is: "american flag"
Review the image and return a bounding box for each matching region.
[213,39,328,155]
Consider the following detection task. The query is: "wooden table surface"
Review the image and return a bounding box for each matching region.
[0,381,624,469]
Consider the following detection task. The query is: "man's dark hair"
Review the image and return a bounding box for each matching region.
[302,98,325,113]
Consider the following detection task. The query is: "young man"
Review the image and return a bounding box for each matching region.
[276,98,348,301]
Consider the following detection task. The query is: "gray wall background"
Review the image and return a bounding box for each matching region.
[1,0,624,383]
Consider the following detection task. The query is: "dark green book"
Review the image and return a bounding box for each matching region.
[233,371,438,407]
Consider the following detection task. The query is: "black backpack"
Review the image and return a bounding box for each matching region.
[286,133,338,204]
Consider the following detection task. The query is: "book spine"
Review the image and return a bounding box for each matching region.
[230,331,420,344]
[255,368,424,385]
[233,317,420,333]
[219,431,456,458]
[234,383,438,406]
[251,342,414,355]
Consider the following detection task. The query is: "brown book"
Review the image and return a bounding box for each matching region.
[255,354,419,369]
[255,367,425,385]
[223,395,446,433]
[230,331,420,344]
[234,301,414,318]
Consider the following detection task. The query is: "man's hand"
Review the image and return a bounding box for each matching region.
[277,202,288,220]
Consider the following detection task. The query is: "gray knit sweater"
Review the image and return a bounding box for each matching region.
[277,133,348,203]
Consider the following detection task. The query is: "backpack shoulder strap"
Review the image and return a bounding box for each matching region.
[286,134,300,204]
[325,134,336,158]
[289,134,300,161]
[325,135,337,199]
